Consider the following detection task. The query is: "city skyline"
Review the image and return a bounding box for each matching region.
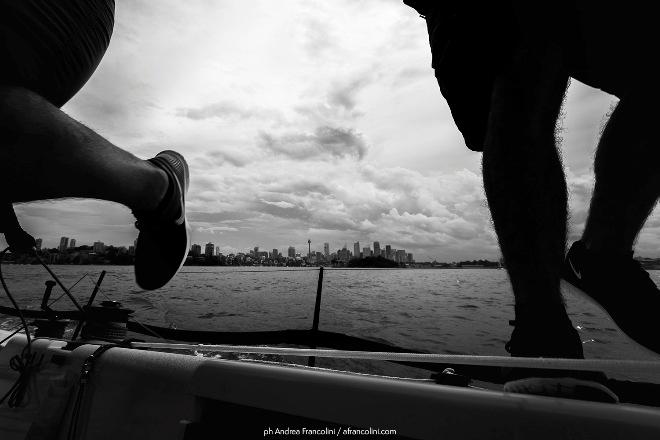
[2,1,660,261]
[39,236,417,262]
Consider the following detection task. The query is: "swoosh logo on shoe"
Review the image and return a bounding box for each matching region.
[568,257,582,280]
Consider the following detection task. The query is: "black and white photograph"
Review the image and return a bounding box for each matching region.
[1,1,660,438]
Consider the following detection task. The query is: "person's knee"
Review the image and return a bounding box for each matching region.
[484,44,568,153]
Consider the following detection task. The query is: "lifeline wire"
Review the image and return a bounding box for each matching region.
[129,342,660,376]
[47,272,89,308]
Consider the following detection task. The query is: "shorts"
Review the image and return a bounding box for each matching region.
[0,0,115,108]
[408,1,657,152]
[423,3,517,152]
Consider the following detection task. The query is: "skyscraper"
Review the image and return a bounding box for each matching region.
[353,242,360,259]
[69,239,76,249]
[216,246,220,256]
[35,238,42,251]
[362,247,371,257]
[190,244,202,257]
[385,245,392,260]
[59,237,69,252]
[205,242,214,257]
[288,246,295,258]
[324,242,329,258]
[92,241,105,254]
[373,241,380,257]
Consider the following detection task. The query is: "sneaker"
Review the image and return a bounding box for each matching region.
[133,150,189,290]
[503,377,619,403]
[505,314,584,359]
[563,240,660,355]
[504,311,617,402]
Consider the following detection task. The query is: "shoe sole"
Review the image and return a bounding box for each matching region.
[160,151,191,281]
[561,279,660,359]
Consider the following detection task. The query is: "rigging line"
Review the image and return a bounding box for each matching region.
[129,342,660,375]
[0,248,32,349]
[34,253,83,312]
[47,273,90,308]
[0,324,25,345]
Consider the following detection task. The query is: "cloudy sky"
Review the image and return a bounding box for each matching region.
[6,0,660,261]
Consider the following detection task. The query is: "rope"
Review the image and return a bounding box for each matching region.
[0,345,44,407]
[0,324,24,345]
[68,344,116,440]
[128,342,660,375]
[47,273,90,308]
[33,254,84,312]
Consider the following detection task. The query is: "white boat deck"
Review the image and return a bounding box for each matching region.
[2,331,660,439]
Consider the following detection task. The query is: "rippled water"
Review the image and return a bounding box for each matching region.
[1,265,659,380]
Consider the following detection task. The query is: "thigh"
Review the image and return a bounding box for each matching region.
[486,42,570,148]
[513,0,654,99]
[0,0,115,108]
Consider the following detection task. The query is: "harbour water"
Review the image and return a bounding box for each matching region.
[1,265,659,380]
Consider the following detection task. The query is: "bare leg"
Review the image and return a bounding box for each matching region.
[0,85,167,212]
[483,44,570,317]
[582,93,660,254]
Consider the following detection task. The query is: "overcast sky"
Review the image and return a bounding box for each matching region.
[6,0,659,261]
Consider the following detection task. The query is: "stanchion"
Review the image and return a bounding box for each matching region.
[308,267,324,367]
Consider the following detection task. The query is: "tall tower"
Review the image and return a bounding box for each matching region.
[353,242,360,259]
[373,241,380,257]
[69,239,76,248]
[59,237,69,252]
[307,239,311,257]
[324,242,329,258]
